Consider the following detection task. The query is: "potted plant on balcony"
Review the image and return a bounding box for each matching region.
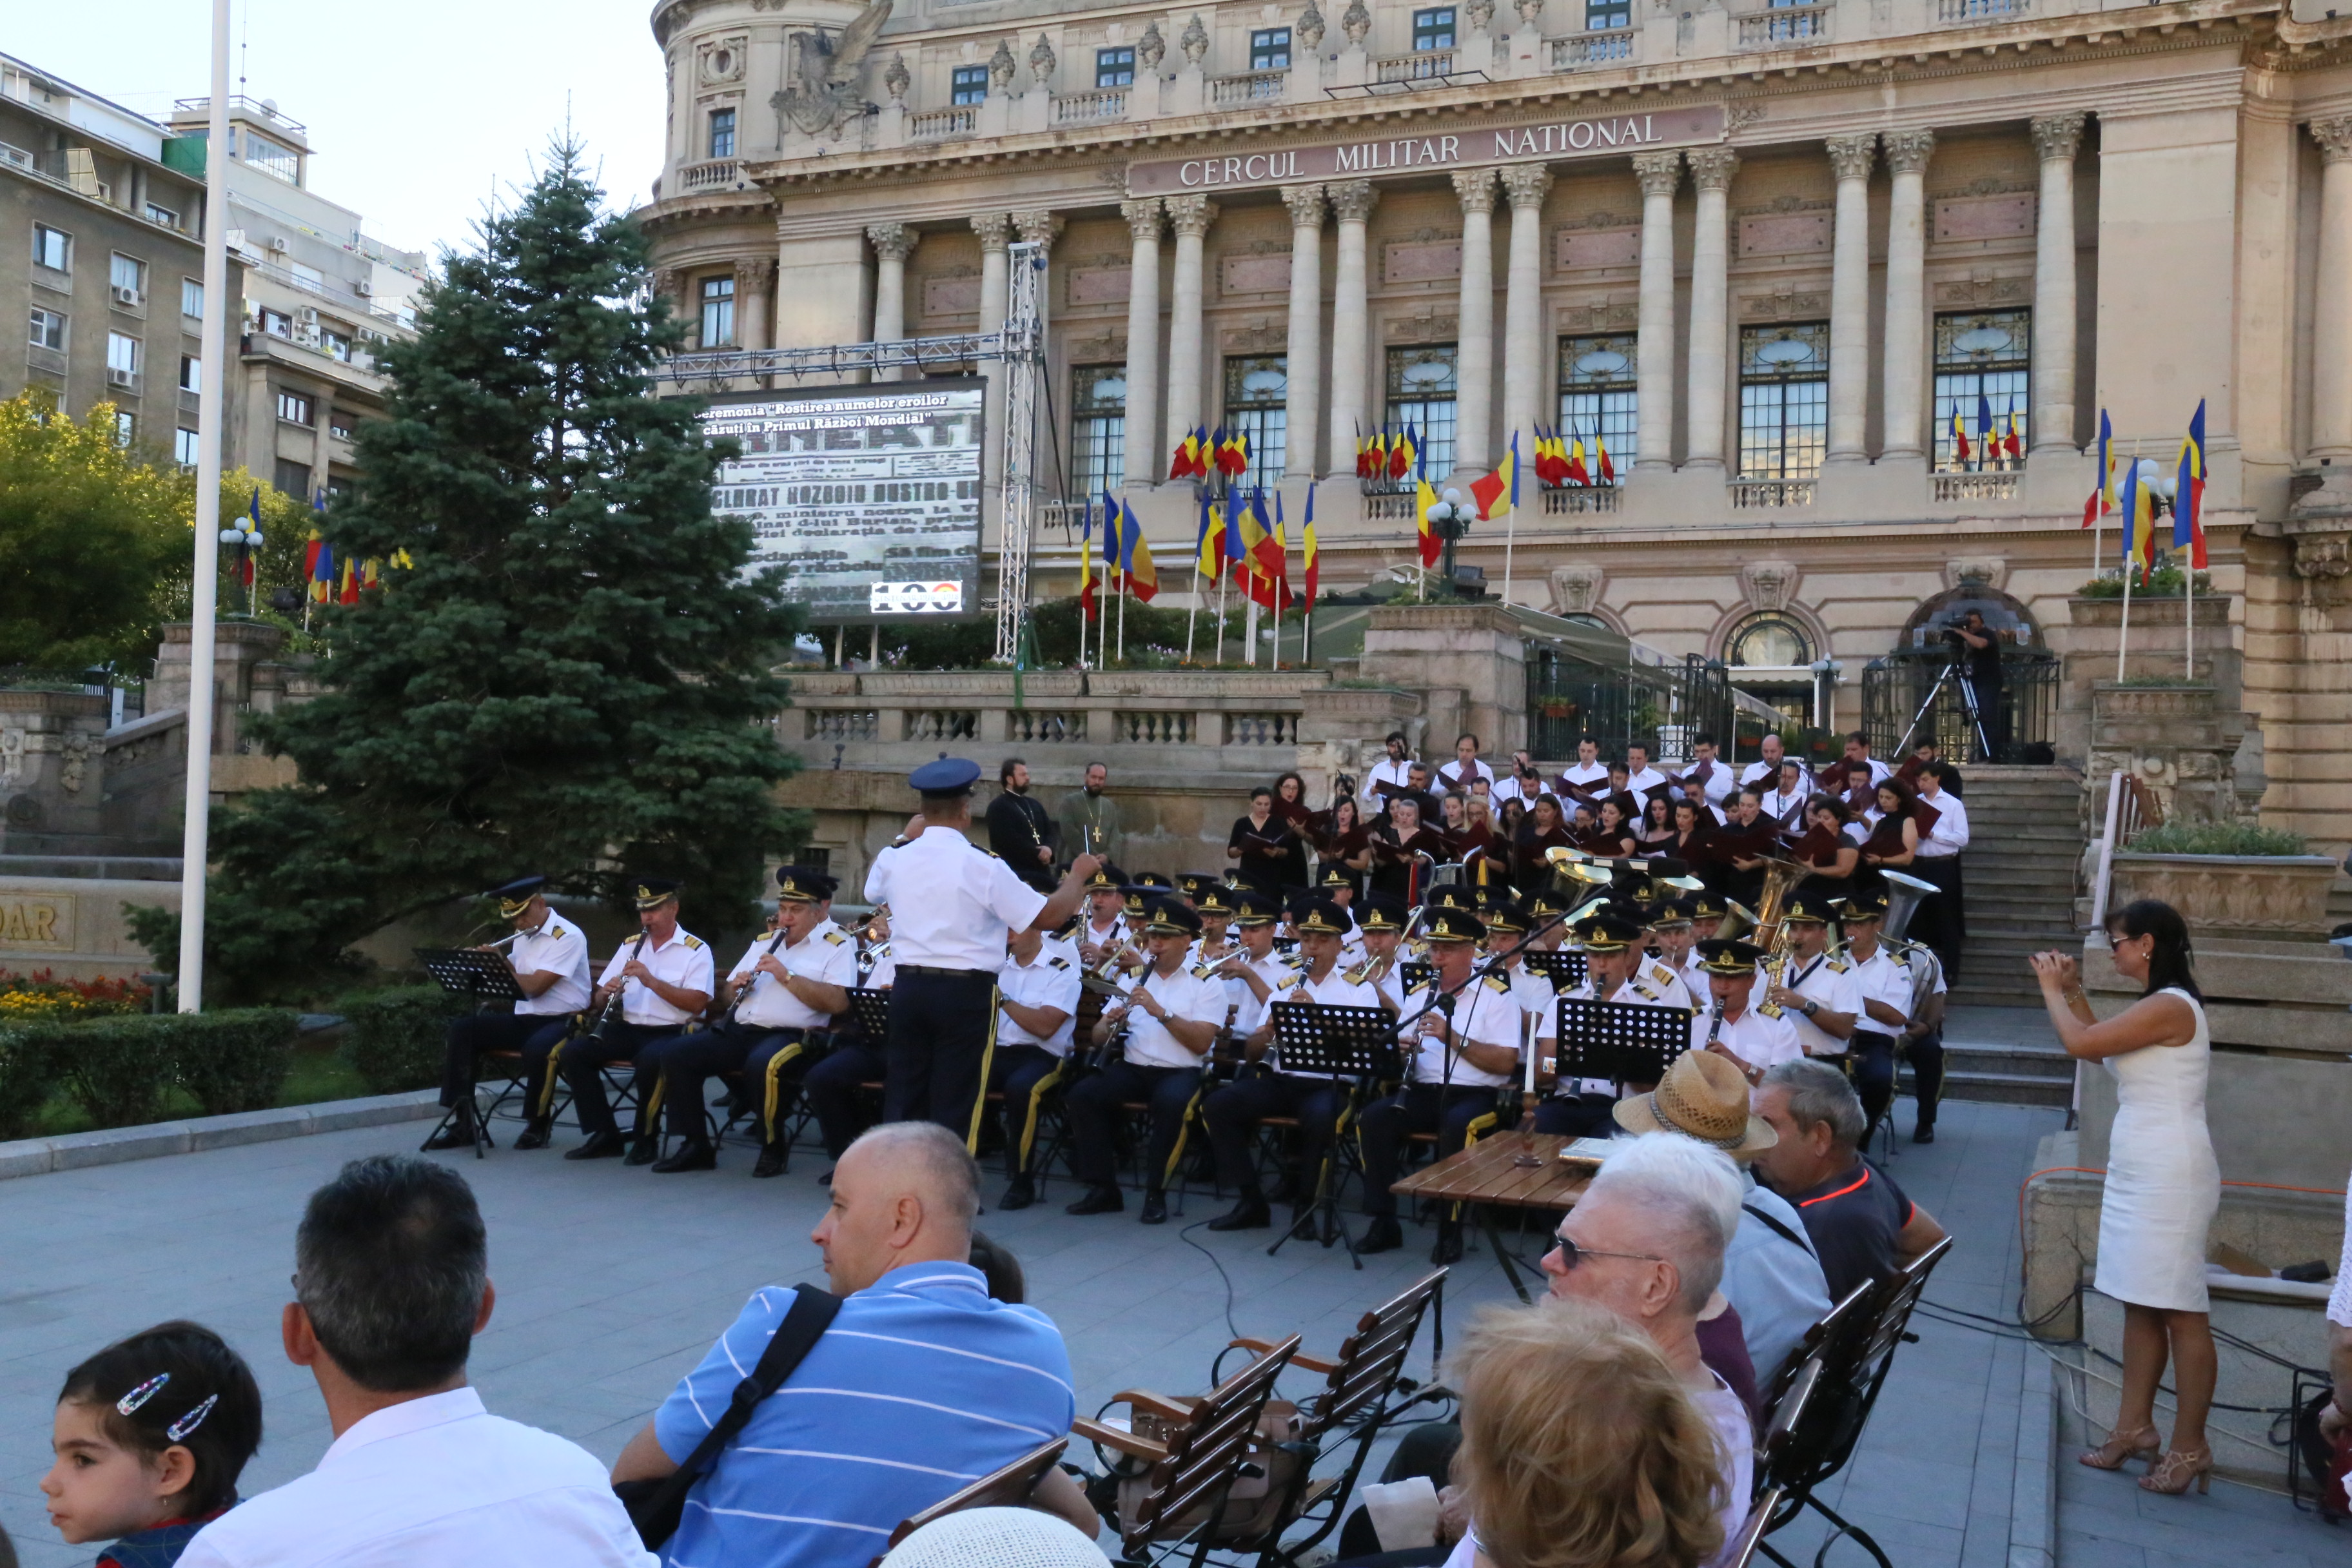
[2108,821,2342,941]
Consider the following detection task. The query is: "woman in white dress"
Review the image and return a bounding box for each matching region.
[2030,898,2220,1496]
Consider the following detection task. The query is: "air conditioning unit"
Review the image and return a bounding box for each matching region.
[297,306,318,324]
[351,277,371,296]
[265,235,289,253]
[110,285,144,308]
[106,367,139,391]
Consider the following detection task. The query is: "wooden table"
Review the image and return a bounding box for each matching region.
[1391,1132,1594,1302]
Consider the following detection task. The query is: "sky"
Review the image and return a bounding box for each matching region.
[12,0,665,265]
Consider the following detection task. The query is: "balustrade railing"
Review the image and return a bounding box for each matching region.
[679,159,743,191]
[1222,713,1297,746]
[806,709,879,742]
[1006,710,1086,743]
[1932,471,2021,503]
[1541,487,1623,515]
[1053,88,1126,123]
[1552,29,1636,67]
[1728,480,1817,509]
[1735,4,1832,46]
[1210,70,1288,104]
[909,108,976,139]
[1936,0,2028,19]
[1375,48,1457,81]
[1113,711,1192,744]
[905,708,980,741]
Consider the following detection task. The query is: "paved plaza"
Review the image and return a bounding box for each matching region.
[0,1093,2338,1567]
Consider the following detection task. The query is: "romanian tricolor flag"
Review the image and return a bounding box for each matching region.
[337,554,360,605]
[1950,408,1972,466]
[1169,428,1202,481]
[1301,482,1320,603]
[1414,478,1442,567]
[1118,500,1158,602]
[1389,425,1416,482]
[360,558,382,592]
[2173,398,2209,569]
[1565,426,1591,487]
[1469,433,1520,522]
[1594,429,1616,485]
[1975,392,1997,464]
[2004,396,2024,460]
[1194,494,1224,582]
[1079,499,1099,620]
[309,540,335,604]
[1237,488,1286,609]
[1215,427,1251,478]
[2083,408,2115,529]
[2120,458,2156,583]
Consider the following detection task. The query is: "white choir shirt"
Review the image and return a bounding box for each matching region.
[1117,961,1228,1069]
[1846,756,1893,787]
[1556,972,1682,1095]
[1220,948,1299,1039]
[1554,760,1611,799]
[1690,1001,1805,1075]
[176,1386,655,1568]
[1739,758,1807,791]
[1267,966,1382,1077]
[1753,950,1865,1058]
[1679,757,1739,812]
[507,917,591,1018]
[1916,789,1970,856]
[1845,945,1914,1034]
[1399,974,1524,1089]
[997,947,1083,1055]
[863,825,1049,972]
[1430,757,1496,796]
[1623,765,1671,805]
[728,919,858,1031]
[1760,784,1809,828]
[1489,770,1545,807]
[1365,756,1417,804]
[597,928,716,1028]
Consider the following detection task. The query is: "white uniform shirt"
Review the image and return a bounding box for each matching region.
[863,825,1048,972]
[1556,972,1682,1095]
[728,920,858,1031]
[1080,914,1126,957]
[1692,1002,1806,1075]
[1366,756,1416,806]
[1916,790,1970,857]
[177,1386,655,1568]
[1623,765,1671,807]
[598,928,716,1028]
[1760,783,1809,828]
[1266,966,1382,1077]
[1678,758,1739,812]
[1505,959,1558,1023]
[1636,954,1698,1013]
[1117,962,1228,1070]
[1755,950,1865,1058]
[1431,758,1496,796]
[1219,947,1297,1040]
[508,917,592,1018]
[1400,974,1524,1089]
[1555,760,1611,800]
[1740,758,1805,791]
[1845,945,1914,1035]
[997,948,1083,1055]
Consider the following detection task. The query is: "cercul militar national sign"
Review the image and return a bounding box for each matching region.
[1126,104,1725,197]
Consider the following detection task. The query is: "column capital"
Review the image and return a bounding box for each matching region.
[733,256,778,291]
[972,212,1014,251]
[1120,197,1164,242]
[866,222,917,262]
[2314,117,2352,164]
[1012,210,1064,250]
[1500,164,1553,211]
[1281,182,1329,228]
[1686,147,1740,193]
[1882,129,1936,177]
[2030,112,2087,164]
[1451,166,1500,214]
[1165,193,1219,237]
[1825,133,1877,184]
[1328,179,1380,222]
[1631,150,1683,198]
[652,268,683,301]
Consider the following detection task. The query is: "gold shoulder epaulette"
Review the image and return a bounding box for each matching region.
[1048,955,1071,970]
[683,934,705,950]
[1825,954,1849,973]
[823,929,847,945]
[1484,973,1511,993]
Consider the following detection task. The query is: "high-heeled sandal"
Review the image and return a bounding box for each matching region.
[2077,1425,2159,1471]
[2138,1446,2212,1495]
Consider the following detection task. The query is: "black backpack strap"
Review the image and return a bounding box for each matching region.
[638,1283,841,1521]
[1741,1200,1818,1259]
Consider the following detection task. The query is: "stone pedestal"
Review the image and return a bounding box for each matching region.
[149,621,290,756]
[1355,603,1530,758]
[0,691,110,849]
[2086,682,2249,828]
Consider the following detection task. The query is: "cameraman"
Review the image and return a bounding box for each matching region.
[1946,609,2008,760]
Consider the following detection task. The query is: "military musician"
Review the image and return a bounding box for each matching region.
[1690,937,1804,1083]
[557,879,714,1163]
[426,876,591,1153]
[1758,892,1861,1063]
[1076,863,1130,963]
[1836,891,1919,1142]
[989,925,1083,1211]
[1533,911,1683,1137]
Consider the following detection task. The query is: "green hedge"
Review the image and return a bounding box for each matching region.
[0,1027,48,1141]
[340,985,475,1095]
[2125,821,2311,857]
[0,1009,299,1138]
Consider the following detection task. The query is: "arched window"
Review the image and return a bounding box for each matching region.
[1725,611,1812,668]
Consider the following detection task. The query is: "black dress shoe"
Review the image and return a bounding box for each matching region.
[1357,1216,1404,1255]
[652,1139,717,1173]
[513,1118,553,1151]
[1065,1184,1124,1216]
[422,1120,476,1152]
[1139,1191,1169,1226]
[1912,1124,1937,1145]
[999,1176,1037,1211]
[1431,1225,1466,1266]
[565,1130,626,1161]
[751,1142,789,1179]
[623,1137,659,1167]
[1207,1195,1270,1232]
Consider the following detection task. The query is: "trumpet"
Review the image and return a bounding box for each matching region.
[1343,951,1396,986]
[846,904,890,943]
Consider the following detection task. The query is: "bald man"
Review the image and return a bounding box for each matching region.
[613,1125,1094,1560]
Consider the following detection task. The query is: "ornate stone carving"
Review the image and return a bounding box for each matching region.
[1560,299,1638,331]
[2291,529,2352,596]
[1741,559,1801,612]
[1550,564,1605,617]
[652,267,683,302]
[1740,289,1828,320]
[1166,193,1219,236]
[1180,14,1210,63]
[1465,0,1497,30]
[1224,320,1286,351]
[2314,117,2352,164]
[1500,165,1552,210]
[988,37,1017,92]
[2029,110,2086,163]
[867,222,917,261]
[1451,167,1499,214]
[1069,332,1125,360]
[1942,556,2008,593]
[1514,0,1545,26]
[1138,21,1166,70]
[1298,0,1328,50]
[1121,197,1165,242]
[1328,179,1380,222]
[1386,309,1459,343]
[1028,34,1057,84]
[972,211,1014,250]
[1013,211,1064,249]
[1342,0,1373,46]
[1825,132,1877,183]
[1282,183,1329,227]
[1882,129,1936,176]
[883,52,910,102]
[1686,147,1740,193]
[1726,103,1767,132]
[774,0,893,137]
[732,257,778,292]
[1631,150,1683,198]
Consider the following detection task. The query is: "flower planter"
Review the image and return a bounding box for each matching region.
[2107,852,2342,940]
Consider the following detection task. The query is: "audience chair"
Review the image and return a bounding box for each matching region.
[873,1437,1069,1563]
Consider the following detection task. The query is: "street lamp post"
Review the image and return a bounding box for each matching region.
[220,512,264,617]
[1426,486,1470,595]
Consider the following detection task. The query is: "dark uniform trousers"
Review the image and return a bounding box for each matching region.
[803,1038,888,1159]
[1358,1083,1500,1219]
[986,1044,1065,1179]
[557,1021,684,1139]
[1204,1068,1346,1197]
[1905,1024,1946,1132]
[1910,856,1965,984]
[438,1012,576,1119]
[1850,1029,1900,1135]
[1531,1091,1620,1139]
[1065,1059,1201,1195]
[883,968,997,1144]
[635,1022,820,1141]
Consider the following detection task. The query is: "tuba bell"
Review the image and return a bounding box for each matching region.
[1879,868,1939,946]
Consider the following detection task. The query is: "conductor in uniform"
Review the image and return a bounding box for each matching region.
[426,876,591,1152]
[558,878,714,1162]
[864,758,1100,1148]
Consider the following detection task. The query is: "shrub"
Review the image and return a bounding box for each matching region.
[340,985,473,1095]
[2076,566,2215,600]
[0,1026,49,1141]
[2125,821,2311,857]
[37,1010,300,1127]
[175,1009,300,1115]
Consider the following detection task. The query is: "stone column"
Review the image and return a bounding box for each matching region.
[1631,150,1683,471]
[1120,199,1164,485]
[1500,166,1553,454]
[1880,130,1934,461]
[866,225,914,380]
[2030,112,2086,454]
[1683,148,1738,471]
[734,257,776,352]
[2308,119,2352,464]
[974,212,1012,487]
[1326,181,1378,476]
[1824,133,1877,466]
[1452,168,1500,474]
[1163,194,1217,463]
[1282,183,1328,478]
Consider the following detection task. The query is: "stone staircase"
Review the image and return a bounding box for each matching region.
[1901,1026,2076,1110]
[1948,766,2084,1009]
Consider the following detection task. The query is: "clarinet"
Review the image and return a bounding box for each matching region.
[588,931,649,1043]
[1704,992,1727,1054]
[724,925,792,1026]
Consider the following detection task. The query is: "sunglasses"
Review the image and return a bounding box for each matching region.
[1546,1231,1665,1270]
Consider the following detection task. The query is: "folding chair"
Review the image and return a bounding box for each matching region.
[874,1436,1069,1562]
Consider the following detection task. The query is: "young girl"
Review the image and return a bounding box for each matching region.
[42,1322,263,1568]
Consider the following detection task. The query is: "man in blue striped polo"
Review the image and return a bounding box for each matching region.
[609,1122,1090,1565]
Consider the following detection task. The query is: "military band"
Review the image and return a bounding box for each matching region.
[426,876,590,1153]
[559,878,713,1164]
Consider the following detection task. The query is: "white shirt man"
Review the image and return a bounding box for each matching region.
[1431,737,1496,797]
[1554,928,1683,1098]
[1840,741,1892,789]
[1739,738,1801,791]
[1554,738,1611,804]
[1916,779,1970,858]
[1117,961,1228,1070]
[1846,939,1914,1039]
[1491,751,1547,807]
[1756,930,1863,1060]
[1266,964,1381,1077]
[505,914,592,1018]
[729,917,859,1032]
[1760,771,1810,831]
[1674,740,1739,817]
[1399,972,1524,1090]
[599,927,716,1028]
[863,823,1049,972]
[1365,738,1417,811]
[1690,942,1805,1081]
[1622,745,1671,809]
[997,942,1083,1055]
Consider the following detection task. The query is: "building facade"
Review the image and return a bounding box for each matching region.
[636,0,2352,854]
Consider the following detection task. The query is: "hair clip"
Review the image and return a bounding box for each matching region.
[117,1375,170,1416]
[167,1395,218,1442]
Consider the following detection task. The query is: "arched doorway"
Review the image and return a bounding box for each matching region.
[1721,609,1825,728]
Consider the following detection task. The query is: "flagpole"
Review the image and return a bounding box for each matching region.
[1117,582,1126,665]
[1216,575,1229,665]
[2117,545,2132,685]
[1185,564,1201,664]
[2182,542,2195,682]
[1245,577,1259,665]
[1502,495,1518,610]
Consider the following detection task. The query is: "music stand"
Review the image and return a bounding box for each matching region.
[1401,960,1434,994]
[415,948,527,1159]
[1265,1002,1399,1268]
[1520,950,1589,990]
[844,986,894,1041]
[1552,998,1690,1088]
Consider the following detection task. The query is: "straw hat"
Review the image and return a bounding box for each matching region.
[1612,1050,1778,1157]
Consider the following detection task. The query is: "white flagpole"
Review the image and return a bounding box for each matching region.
[1245,578,1259,665]
[2117,550,2133,684]
[2183,546,2195,681]
[1215,574,1229,665]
